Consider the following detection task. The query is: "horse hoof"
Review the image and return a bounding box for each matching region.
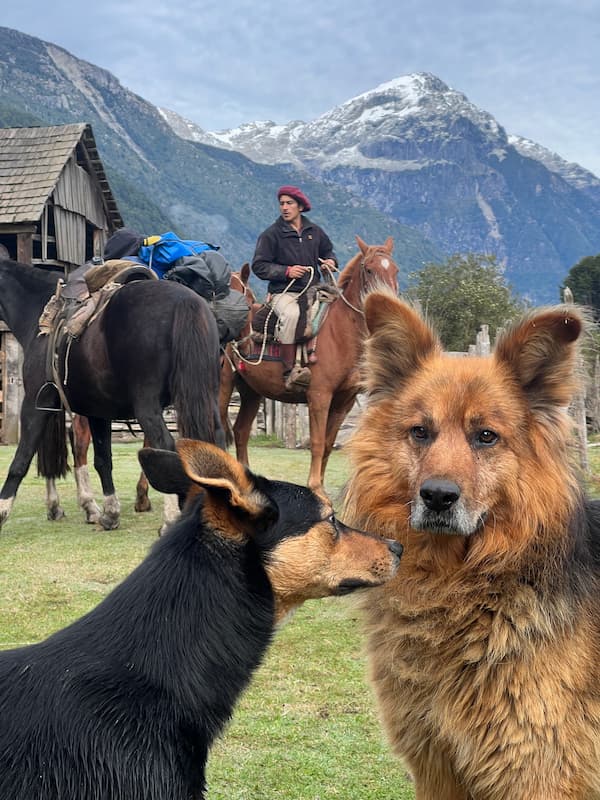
[135,498,152,513]
[82,501,102,524]
[99,514,120,531]
[47,507,66,521]
[0,498,15,529]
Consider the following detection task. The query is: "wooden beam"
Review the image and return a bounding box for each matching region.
[16,232,33,264]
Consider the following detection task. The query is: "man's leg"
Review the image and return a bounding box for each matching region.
[272,294,311,388]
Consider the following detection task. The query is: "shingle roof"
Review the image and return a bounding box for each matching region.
[0,123,122,229]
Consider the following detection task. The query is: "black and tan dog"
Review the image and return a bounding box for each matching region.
[0,440,402,800]
[344,293,600,800]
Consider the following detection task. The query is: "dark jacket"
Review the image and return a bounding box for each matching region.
[251,215,337,294]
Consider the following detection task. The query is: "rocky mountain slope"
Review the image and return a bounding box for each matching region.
[1,26,599,301]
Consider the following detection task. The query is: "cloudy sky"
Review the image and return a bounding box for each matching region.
[3,0,600,175]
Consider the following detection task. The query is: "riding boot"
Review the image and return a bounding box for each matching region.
[280,343,296,373]
[280,343,311,390]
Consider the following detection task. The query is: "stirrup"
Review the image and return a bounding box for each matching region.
[35,382,63,411]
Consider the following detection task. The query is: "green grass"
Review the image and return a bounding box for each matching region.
[0,442,413,799]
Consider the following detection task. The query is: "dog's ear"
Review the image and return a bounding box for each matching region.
[494,305,585,413]
[175,439,268,519]
[362,292,440,398]
[138,447,191,499]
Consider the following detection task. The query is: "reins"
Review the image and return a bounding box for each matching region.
[232,266,316,367]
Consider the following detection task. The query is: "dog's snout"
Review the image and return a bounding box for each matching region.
[420,479,460,512]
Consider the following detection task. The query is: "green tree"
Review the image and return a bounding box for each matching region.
[561,254,600,316]
[407,253,524,351]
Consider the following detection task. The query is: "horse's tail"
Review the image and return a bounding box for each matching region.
[169,296,225,448]
[36,410,69,479]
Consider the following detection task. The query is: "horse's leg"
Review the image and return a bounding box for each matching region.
[134,407,177,534]
[70,414,102,524]
[87,416,121,530]
[135,453,152,513]
[0,399,51,529]
[219,355,235,448]
[45,478,65,521]
[321,391,357,486]
[306,391,334,493]
[232,380,262,466]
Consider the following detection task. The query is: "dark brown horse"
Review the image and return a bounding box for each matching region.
[0,259,224,532]
[221,237,399,491]
[46,270,255,523]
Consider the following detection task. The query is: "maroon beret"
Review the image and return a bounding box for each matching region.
[277,185,311,212]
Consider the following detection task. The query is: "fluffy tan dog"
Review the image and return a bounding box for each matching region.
[344,293,600,800]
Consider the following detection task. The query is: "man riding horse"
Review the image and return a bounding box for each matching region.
[251,185,337,390]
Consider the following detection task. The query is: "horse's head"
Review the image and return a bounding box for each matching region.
[337,237,399,301]
[230,262,257,340]
[355,235,398,294]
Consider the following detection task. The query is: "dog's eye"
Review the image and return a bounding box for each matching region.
[410,425,429,442]
[477,429,498,446]
[327,514,340,539]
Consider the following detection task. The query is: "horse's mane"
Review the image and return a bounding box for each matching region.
[337,251,362,291]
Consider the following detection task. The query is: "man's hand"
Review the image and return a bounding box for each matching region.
[287,265,310,279]
[319,258,336,273]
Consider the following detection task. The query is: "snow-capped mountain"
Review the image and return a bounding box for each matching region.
[163,74,506,171]
[161,73,600,301]
[162,73,600,194]
[508,133,600,198]
[1,23,598,303]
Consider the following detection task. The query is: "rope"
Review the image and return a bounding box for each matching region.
[232,267,316,368]
[338,291,365,316]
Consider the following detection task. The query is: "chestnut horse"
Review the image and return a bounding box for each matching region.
[221,236,399,491]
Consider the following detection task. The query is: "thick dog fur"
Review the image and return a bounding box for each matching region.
[0,441,402,800]
[343,293,600,800]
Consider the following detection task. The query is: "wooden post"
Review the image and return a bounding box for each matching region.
[571,369,589,473]
[476,324,490,355]
[16,232,33,264]
[563,286,589,472]
[274,401,284,441]
[268,399,277,436]
[283,404,297,449]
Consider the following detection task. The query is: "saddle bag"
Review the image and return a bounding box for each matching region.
[251,303,279,342]
[212,288,249,344]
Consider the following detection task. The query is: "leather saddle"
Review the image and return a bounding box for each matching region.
[251,283,338,345]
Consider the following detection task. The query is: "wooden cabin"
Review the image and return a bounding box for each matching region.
[0,123,123,443]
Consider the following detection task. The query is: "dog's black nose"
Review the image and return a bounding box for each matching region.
[420,479,460,512]
[387,540,403,558]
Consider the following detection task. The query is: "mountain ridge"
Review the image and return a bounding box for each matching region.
[1,27,599,302]
[159,72,600,302]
